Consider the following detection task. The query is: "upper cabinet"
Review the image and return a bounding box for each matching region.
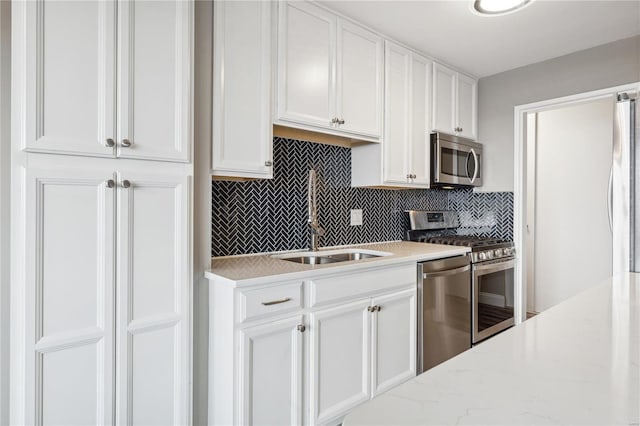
[352,42,431,188]
[212,1,274,179]
[432,62,478,140]
[277,2,383,141]
[14,0,191,162]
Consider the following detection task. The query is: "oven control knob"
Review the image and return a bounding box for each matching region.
[486,250,494,260]
[494,249,503,257]
[478,252,486,261]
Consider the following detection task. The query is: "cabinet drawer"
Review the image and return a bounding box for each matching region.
[237,281,304,323]
[309,264,416,308]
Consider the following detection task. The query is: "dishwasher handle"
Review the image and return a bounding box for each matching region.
[423,264,471,279]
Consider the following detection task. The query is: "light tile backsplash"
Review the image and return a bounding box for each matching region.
[212,137,513,256]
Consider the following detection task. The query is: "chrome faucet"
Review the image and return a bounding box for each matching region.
[307,169,325,251]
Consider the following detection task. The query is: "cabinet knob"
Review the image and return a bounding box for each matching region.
[121,139,132,148]
[121,180,131,189]
[105,179,115,188]
[376,305,381,312]
[337,118,345,125]
[105,138,115,148]
[297,324,306,333]
[264,161,273,167]
[331,117,339,125]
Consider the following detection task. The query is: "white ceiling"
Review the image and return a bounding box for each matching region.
[317,0,640,78]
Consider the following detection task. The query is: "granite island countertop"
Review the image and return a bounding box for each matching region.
[205,240,470,287]
[343,273,640,426]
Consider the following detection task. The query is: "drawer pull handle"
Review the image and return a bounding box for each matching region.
[261,297,291,306]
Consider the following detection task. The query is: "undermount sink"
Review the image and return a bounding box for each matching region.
[280,255,339,265]
[275,249,390,265]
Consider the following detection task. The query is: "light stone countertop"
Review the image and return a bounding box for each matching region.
[205,241,470,287]
[344,273,640,426]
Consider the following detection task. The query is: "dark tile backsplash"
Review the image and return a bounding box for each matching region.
[212,137,513,256]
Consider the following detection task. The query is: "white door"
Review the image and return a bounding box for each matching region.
[336,19,383,138]
[530,97,614,311]
[116,171,190,425]
[212,0,273,179]
[383,41,410,185]
[277,2,336,129]
[17,0,116,156]
[238,315,304,426]
[432,62,456,135]
[309,300,371,425]
[22,167,115,425]
[371,289,417,397]
[456,73,478,140]
[408,54,432,186]
[117,0,192,162]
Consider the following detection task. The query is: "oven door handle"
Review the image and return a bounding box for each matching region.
[474,258,515,273]
[423,264,471,279]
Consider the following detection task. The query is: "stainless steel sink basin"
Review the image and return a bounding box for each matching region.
[280,255,339,265]
[324,252,382,262]
[276,250,389,265]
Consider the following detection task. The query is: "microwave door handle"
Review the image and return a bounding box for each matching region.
[469,148,479,184]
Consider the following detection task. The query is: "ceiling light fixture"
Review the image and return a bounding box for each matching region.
[471,0,533,16]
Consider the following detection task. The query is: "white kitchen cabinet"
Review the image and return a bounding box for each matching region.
[432,62,477,140]
[14,0,191,162]
[209,264,417,425]
[115,172,190,425]
[352,42,431,188]
[13,165,190,425]
[309,300,371,425]
[212,0,274,179]
[277,2,383,141]
[238,315,304,425]
[21,167,116,425]
[371,289,417,397]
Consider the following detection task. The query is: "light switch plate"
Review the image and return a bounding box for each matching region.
[350,209,363,226]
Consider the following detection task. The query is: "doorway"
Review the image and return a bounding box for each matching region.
[513,83,639,321]
[525,98,614,313]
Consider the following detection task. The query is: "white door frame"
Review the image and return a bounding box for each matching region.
[512,82,639,322]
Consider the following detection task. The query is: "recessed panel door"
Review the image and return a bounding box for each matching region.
[116,172,190,425]
[117,0,192,162]
[309,300,371,425]
[19,1,116,156]
[24,167,116,425]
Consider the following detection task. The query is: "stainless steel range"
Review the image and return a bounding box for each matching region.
[407,210,516,344]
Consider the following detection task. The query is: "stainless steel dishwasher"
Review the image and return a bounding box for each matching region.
[417,255,472,373]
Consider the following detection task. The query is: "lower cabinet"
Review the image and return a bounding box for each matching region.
[238,315,305,426]
[209,265,417,425]
[12,164,191,425]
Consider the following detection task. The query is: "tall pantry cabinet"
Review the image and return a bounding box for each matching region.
[10,1,193,425]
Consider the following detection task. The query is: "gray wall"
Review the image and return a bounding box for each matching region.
[0,1,9,424]
[478,35,640,192]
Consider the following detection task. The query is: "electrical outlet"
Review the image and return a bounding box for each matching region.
[350,209,363,226]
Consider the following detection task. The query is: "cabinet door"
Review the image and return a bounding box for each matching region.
[456,73,478,140]
[336,19,383,138]
[22,167,115,425]
[212,0,273,179]
[117,0,192,162]
[309,300,371,425]
[238,315,304,426]
[371,289,417,397]
[432,62,456,135]
[277,2,336,129]
[409,54,432,186]
[16,1,116,156]
[383,42,410,184]
[116,172,190,425]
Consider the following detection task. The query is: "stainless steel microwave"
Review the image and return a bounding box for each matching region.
[430,132,483,188]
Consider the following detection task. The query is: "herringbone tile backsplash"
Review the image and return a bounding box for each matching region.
[212,137,513,257]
